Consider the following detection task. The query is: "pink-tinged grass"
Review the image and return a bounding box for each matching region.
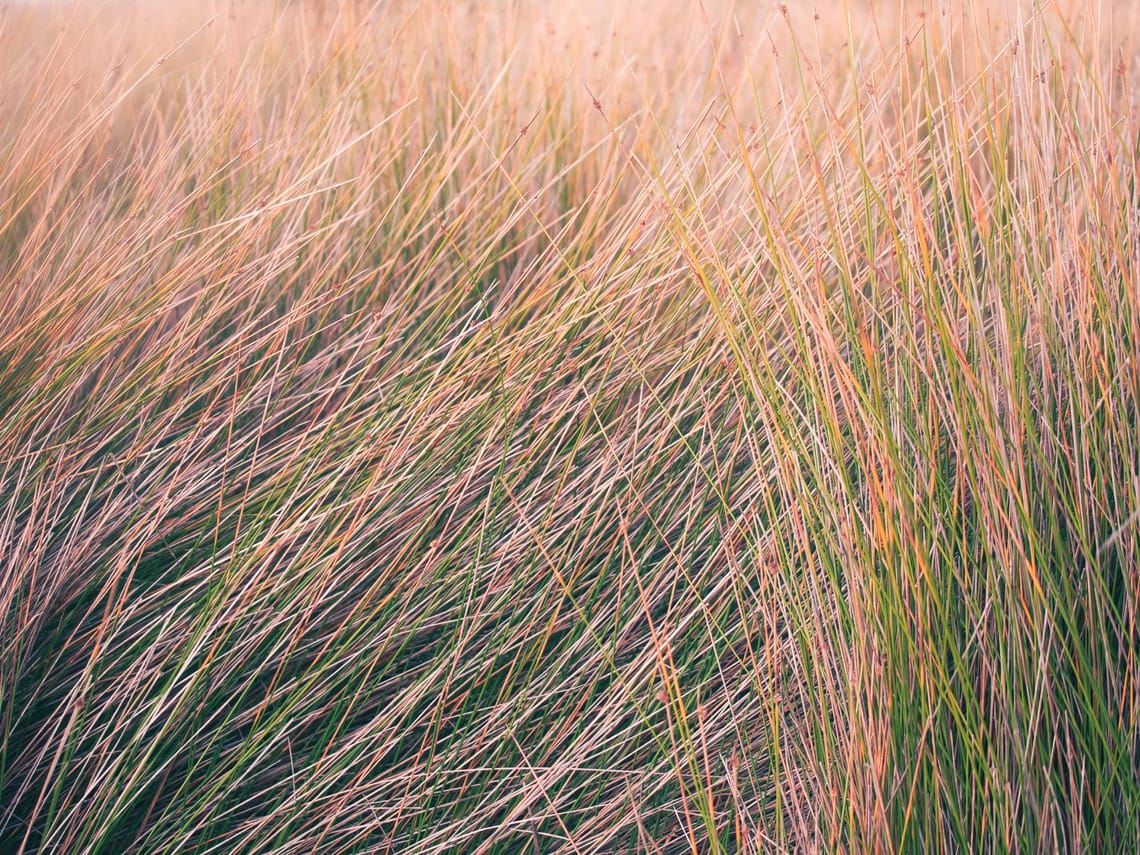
[1,0,1138,851]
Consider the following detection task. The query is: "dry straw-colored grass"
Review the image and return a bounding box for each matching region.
[2,0,1139,851]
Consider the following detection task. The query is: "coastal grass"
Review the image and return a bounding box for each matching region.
[1,0,1139,851]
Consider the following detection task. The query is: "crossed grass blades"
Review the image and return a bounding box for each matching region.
[1,0,1138,851]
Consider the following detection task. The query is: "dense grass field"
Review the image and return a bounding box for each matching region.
[2,0,1139,851]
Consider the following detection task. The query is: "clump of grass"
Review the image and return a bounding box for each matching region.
[1,0,1138,851]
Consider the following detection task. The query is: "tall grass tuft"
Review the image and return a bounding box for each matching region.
[1,0,1138,851]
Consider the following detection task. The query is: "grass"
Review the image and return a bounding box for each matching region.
[1,0,1138,851]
